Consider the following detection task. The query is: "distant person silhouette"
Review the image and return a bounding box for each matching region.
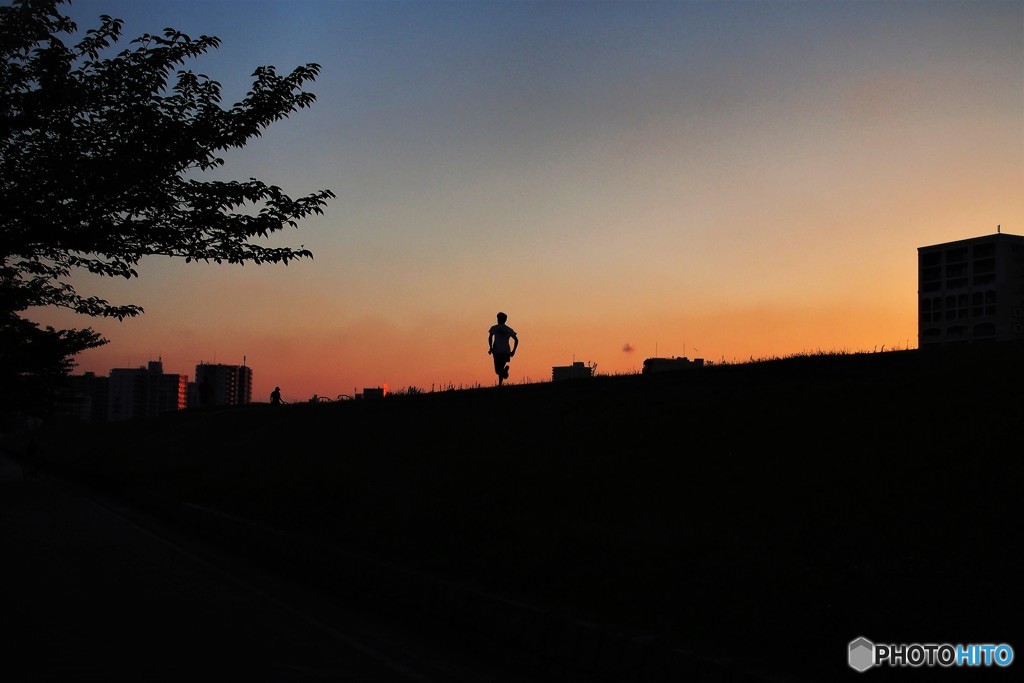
[270,387,282,405]
[488,311,519,386]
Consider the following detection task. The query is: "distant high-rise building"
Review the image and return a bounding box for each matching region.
[61,372,110,423]
[193,363,253,407]
[108,361,188,421]
[918,231,1024,348]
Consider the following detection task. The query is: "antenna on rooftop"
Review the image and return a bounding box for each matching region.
[998,224,1001,233]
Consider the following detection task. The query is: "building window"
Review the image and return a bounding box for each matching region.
[973,257,995,273]
[946,247,968,263]
[973,242,995,258]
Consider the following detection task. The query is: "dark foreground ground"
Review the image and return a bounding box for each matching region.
[5,344,1023,681]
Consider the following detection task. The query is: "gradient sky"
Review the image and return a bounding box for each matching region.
[27,0,1024,403]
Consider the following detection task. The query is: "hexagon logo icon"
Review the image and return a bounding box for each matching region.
[849,637,875,672]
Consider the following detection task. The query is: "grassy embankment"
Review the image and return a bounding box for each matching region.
[16,343,1024,680]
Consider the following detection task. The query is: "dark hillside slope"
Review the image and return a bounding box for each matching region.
[18,344,1024,681]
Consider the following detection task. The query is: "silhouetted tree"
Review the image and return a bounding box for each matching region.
[1,0,334,420]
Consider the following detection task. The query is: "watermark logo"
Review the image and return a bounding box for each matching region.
[848,637,1014,671]
[849,637,875,672]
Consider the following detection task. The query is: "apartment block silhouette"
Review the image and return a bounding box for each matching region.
[918,231,1024,348]
[62,371,110,423]
[552,361,596,381]
[108,361,188,421]
[193,362,253,407]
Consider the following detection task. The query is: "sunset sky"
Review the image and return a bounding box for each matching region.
[28,0,1024,403]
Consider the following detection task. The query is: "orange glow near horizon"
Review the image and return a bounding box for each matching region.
[45,290,922,404]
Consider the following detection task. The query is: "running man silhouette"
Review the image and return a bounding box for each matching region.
[487,311,519,385]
